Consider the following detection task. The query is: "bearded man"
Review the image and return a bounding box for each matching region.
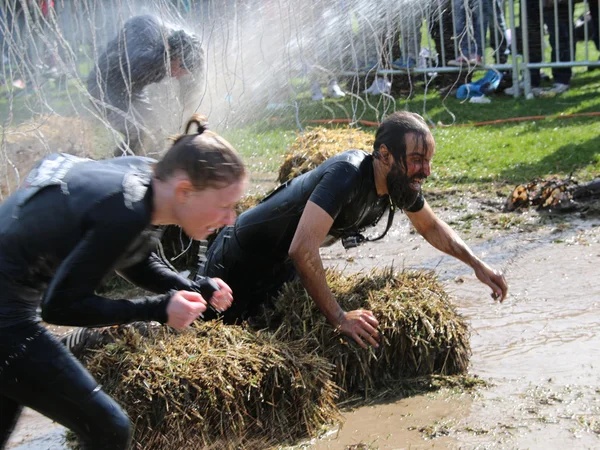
[199,111,507,348]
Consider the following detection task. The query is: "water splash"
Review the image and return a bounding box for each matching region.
[0,0,458,197]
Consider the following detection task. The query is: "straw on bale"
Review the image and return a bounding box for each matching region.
[278,127,373,183]
[85,321,339,450]
[266,267,471,400]
[235,193,263,216]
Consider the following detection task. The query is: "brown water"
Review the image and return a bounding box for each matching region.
[314,215,600,449]
[7,211,600,449]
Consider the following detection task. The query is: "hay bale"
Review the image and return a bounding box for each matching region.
[278,127,374,183]
[268,268,471,400]
[85,321,339,450]
[0,115,97,197]
[235,193,262,216]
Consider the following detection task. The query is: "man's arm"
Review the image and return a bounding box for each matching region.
[288,201,380,349]
[406,200,508,301]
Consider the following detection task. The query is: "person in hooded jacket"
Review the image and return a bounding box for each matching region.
[87,14,204,156]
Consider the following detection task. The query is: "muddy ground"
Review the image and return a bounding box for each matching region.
[6,187,600,450]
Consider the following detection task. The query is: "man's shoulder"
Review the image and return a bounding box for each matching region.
[326,149,370,166]
[319,150,371,179]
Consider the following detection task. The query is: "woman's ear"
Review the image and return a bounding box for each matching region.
[174,178,194,204]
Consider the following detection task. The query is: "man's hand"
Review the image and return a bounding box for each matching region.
[166,290,207,329]
[208,278,233,312]
[474,262,508,302]
[192,278,233,313]
[337,310,380,349]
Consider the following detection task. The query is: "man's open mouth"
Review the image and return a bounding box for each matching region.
[409,177,424,190]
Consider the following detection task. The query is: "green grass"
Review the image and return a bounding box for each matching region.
[1,58,599,191]
[431,117,600,186]
[222,126,297,174]
[226,67,600,188]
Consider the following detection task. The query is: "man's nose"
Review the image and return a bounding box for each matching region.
[423,162,431,177]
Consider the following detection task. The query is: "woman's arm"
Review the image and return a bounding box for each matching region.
[41,194,170,326]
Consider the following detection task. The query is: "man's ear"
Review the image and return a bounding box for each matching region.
[174,178,194,204]
[379,144,393,167]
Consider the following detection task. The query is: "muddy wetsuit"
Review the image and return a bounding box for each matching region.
[0,153,202,449]
[200,150,425,323]
[87,15,201,155]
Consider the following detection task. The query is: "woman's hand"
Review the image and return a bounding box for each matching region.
[166,290,207,329]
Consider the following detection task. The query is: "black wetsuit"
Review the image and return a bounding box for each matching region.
[87,15,167,155]
[0,153,199,449]
[87,15,202,155]
[200,150,425,322]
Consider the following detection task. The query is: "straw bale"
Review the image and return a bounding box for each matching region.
[278,127,373,183]
[235,193,262,216]
[85,321,339,450]
[267,267,471,400]
[0,115,96,197]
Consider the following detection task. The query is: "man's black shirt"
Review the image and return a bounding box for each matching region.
[200,150,425,322]
[234,150,425,259]
[87,15,169,111]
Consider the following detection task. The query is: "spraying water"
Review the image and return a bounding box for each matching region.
[0,0,460,199]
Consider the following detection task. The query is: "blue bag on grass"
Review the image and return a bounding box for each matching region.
[456,70,503,100]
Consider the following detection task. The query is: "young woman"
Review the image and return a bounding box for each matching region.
[0,115,246,449]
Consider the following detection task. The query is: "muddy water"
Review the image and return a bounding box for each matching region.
[7,211,600,449]
[315,216,600,449]
[312,394,470,449]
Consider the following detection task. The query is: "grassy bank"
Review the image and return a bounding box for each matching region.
[223,68,600,189]
[1,67,598,192]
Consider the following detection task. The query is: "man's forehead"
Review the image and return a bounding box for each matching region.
[405,133,435,157]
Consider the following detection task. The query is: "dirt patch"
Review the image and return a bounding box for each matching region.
[0,115,100,198]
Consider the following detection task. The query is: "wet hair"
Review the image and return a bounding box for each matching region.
[168,30,204,73]
[373,111,432,169]
[154,114,246,191]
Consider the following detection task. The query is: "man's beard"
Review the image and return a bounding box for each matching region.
[386,164,425,210]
